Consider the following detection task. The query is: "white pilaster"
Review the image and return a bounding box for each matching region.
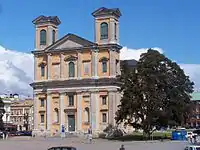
[33,94,38,130]
[47,93,51,131]
[35,28,39,50]
[92,49,99,78]
[109,49,116,77]
[77,92,82,131]
[90,90,99,132]
[60,53,64,79]
[47,26,53,46]
[34,56,37,81]
[117,22,120,44]
[77,52,82,79]
[108,91,116,126]
[109,18,116,44]
[47,54,51,80]
[60,93,65,130]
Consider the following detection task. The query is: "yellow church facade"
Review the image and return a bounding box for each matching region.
[31,7,122,136]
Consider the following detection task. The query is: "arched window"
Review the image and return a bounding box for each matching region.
[100,22,108,39]
[52,30,56,43]
[40,30,46,45]
[84,107,90,123]
[69,62,75,77]
[102,61,107,73]
[41,64,45,77]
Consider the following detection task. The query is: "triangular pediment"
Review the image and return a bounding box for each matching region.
[45,33,96,51]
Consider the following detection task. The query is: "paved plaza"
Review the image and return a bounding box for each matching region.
[0,136,188,150]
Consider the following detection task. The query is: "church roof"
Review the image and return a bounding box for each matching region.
[45,33,97,51]
[32,15,61,25]
[92,7,121,18]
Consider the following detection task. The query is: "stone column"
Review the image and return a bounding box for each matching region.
[60,92,65,130]
[47,54,51,80]
[47,93,51,131]
[92,49,98,78]
[90,90,99,133]
[108,90,116,126]
[60,53,64,79]
[77,92,82,132]
[33,93,38,130]
[109,49,116,77]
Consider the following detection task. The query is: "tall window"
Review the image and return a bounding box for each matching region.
[40,114,44,123]
[100,22,108,39]
[52,64,60,79]
[68,95,74,106]
[40,99,44,107]
[41,65,45,77]
[40,30,46,45]
[52,30,56,43]
[84,107,90,123]
[102,96,107,105]
[102,113,107,123]
[69,62,75,77]
[102,61,107,73]
[114,23,117,40]
[83,62,90,75]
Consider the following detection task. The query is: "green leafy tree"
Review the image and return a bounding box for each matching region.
[115,49,194,138]
[0,97,5,130]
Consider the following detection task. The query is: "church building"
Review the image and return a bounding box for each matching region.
[30,7,123,136]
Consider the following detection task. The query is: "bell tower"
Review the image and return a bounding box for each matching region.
[92,7,121,45]
[32,16,61,50]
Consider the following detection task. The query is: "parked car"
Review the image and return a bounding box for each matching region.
[193,130,200,136]
[185,144,200,150]
[48,146,77,150]
[15,131,32,136]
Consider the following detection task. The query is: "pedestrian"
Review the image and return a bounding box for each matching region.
[87,126,92,144]
[119,145,125,150]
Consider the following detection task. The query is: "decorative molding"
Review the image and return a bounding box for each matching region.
[52,62,60,65]
[38,61,47,67]
[99,57,109,62]
[64,55,78,61]
[82,59,91,63]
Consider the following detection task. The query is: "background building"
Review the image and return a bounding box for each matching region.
[0,94,19,124]
[10,99,34,131]
[187,92,200,128]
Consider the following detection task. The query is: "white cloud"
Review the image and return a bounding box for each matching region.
[120,46,200,89]
[120,47,164,60]
[0,45,198,97]
[0,45,33,97]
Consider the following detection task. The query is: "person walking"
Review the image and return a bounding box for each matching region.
[87,126,92,144]
[119,145,125,150]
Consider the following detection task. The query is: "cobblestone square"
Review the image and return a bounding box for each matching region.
[0,136,188,150]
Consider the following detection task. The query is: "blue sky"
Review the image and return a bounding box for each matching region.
[0,0,200,64]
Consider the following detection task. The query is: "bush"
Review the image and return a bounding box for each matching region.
[106,134,171,141]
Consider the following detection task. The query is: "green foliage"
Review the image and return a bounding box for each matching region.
[116,49,194,138]
[0,97,5,130]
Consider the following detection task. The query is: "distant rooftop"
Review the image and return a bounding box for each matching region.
[191,92,200,101]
